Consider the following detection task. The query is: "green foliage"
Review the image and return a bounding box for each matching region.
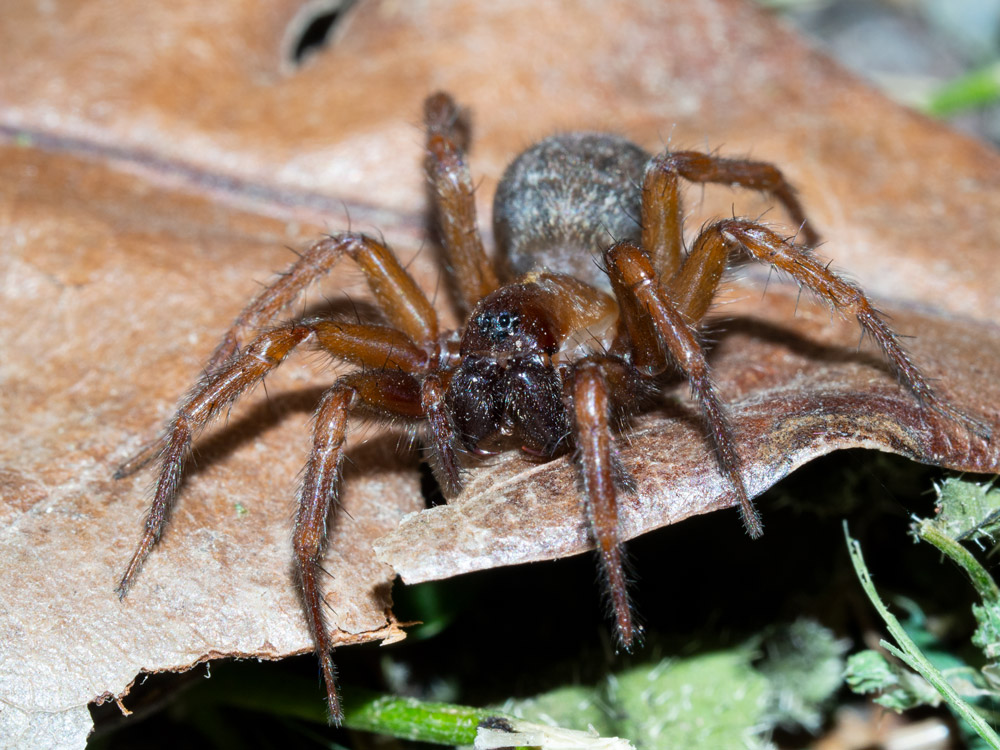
[845,649,941,711]
[754,620,849,730]
[845,477,1000,747]
[501,621,847,749]
[927,477,1000,546]
[925,63,1000,118]
[610,650,772,750]
[919,479,1000,680]
[974,602,1000,667]
[501,684,614,738]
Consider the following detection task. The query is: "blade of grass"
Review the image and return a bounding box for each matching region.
[924,62,1000,117]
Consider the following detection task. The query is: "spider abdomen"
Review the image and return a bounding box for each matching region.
[493,133,649,290]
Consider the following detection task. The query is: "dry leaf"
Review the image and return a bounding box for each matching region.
[1,0,999,747]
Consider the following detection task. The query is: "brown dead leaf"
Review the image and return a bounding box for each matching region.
[1,0,998,747]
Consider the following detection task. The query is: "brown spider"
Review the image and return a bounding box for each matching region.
[115,92,986,723]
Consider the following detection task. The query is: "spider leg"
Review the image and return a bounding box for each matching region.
[115,318,429,597]
[667,223,733,324]
[572,358,642,650]
[113,433,168,479]
[686,219,990,439]
[425,92,500,311]
[641,150,820,280]
[605,241,762,537]
[209,234,439,373]
[116,234,439,477]
[116,323,314,598]
[294,370,425,724]
[420,373,462,497]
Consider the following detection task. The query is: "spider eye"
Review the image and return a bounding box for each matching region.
[493,312,520,338]
[478,311,520,342]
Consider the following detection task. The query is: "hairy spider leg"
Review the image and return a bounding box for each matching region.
[419,373,462,496]
[205,235,438,371]
[115,234,441,478]
[606,241,761,539]
[116,323,313,600]
[114,316,428,597]
[572,359,642,650]
[674,219,991,439]
[115,320,430,723]
[116,234,442,724]
[295,370,427,724]
[641,150,821,281]
[425,92,500,312]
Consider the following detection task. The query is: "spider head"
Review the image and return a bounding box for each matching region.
[460,284,558,357]
[448,285,570,456]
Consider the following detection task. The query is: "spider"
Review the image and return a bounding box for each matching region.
[115,92,986,723]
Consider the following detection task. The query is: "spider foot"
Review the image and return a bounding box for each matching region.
[115,532,156,600]
[113,434,168,479]
[737,494,764,540]
[928,398,993,443]
[616,619,645,655]
[596,537,643,653]
[319,650,344,726]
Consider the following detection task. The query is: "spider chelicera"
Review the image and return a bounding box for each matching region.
[115,92,986,723]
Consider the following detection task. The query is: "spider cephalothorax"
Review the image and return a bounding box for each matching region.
[115,92,987,723]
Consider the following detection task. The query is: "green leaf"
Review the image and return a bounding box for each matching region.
[609,650,772,750]
[844,650,940,711]
[504,622,851,748]
[500,684,615,738]
[973,603,1000,664]
[924,62,1000,117]
[755,619,848,731]
[917,478,1000,665]
[927,478,1000,547]
[506,646,782,749]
